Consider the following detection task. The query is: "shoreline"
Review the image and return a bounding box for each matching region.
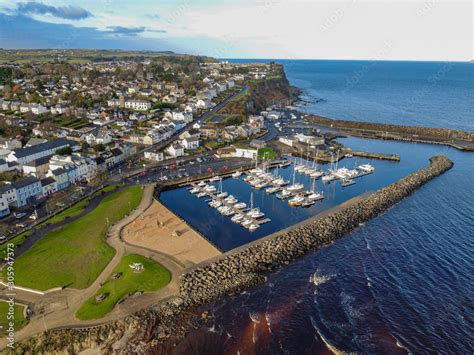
[14,155,453,353]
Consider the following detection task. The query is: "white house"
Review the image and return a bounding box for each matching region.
[0,194,10,218]
[278,136,294,147]
[181,137,200,150]
[41,177,57,196]
[7,139,72,165]
[144,150,164,162]
[165,143,184,157]
[30,104,49,115]
[125,100,151,111]
[235,147,258,159]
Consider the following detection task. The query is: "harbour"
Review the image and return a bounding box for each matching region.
[160,144,408,252]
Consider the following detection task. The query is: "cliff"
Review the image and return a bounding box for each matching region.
[217,64,294,115]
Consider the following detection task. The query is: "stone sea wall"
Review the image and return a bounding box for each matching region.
[179,155,453,304]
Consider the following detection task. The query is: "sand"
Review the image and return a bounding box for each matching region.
[123,201,221,268]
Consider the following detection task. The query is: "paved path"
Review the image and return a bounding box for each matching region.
[0,184,185,350]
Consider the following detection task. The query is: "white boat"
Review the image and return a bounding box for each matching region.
[232,170,242,178]
[247,208,264,219]
[190,186,201,194]
[288,194,305,206]
[217,192,228,198]
[286,183,304,192]
[234,202,247,209]
[204,185,216,193]
[197,181,206,187]
[342,178,356,187]
[322,174,335,183]
[265,186,280,194]
[358,164,375,173]
[224,195,238,204]
[276,189,292,199]
[301,199,315,207]
[241,218,253,227]
[197,192,207,198]
[248,224,259,232]
[309,170,324,179]
[209,176,221,182]
[231,214,245,223]
[254,182,268,190]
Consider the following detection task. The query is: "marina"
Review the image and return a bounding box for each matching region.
[160,147,405,252]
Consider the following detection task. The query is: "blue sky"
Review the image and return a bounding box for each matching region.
[0,0,472,60]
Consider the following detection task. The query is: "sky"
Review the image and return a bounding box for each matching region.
[0,0,472,61]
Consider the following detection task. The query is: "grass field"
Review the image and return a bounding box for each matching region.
[4,186,143,291]
[75,254,171,320]
[0,301,28,337]
[258,147,278,159]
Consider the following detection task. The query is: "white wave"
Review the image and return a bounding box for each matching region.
[310,316,344,355]
[249,311,260,323]
[309,269,333,286]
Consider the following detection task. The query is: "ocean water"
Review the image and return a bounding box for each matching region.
[174,60,474,353]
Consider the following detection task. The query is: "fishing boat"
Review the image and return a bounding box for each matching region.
[358,164,375,173]
[342,178,356,187]
[288,194,305,207]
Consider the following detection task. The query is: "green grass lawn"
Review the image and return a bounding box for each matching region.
[75,254,171,320]
[4,186,143,291]
[0,231,31,260]
[43,199,89,225]
[0,301,28,337]
[258,147,278,159]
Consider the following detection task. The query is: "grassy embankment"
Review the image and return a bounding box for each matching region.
[2,186,142,290]
[0,185,122,259]
[76,254,171,320]
[0,302,28,337]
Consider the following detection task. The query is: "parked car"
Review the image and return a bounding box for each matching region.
[14,212,26,219]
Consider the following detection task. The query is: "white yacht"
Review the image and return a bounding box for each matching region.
[190,186,201,194]
[276,189,293,199]
[234,202,247,210]
[358,164,375,173]
[322,174,335,183]
[231,214,245,223]
[248,224,259,232]
[247,208,264,219]
[232,170,242,178]
[209,176,221,182]
[288,194,305,207]
[265,186,280,194]
[224,195,238,205]
[196,192,207,198]
[301,199,315,208]
[204,185,217,193]
[217,191,228,198]
[197,181,206,187]
[241,218,253,227]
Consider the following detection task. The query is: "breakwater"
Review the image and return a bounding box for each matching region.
[179,155,453,304]
[308,114,474,150]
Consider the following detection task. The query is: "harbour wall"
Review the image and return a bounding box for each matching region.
[179,155,453,304]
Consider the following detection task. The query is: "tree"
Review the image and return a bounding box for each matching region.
[94,143,105,152]
[56,146,72,155]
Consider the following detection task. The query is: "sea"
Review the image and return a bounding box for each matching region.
[167,60,474,353]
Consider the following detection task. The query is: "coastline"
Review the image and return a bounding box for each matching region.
[14,155,453,353]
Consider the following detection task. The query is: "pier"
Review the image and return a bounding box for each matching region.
[188,182,271,227]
